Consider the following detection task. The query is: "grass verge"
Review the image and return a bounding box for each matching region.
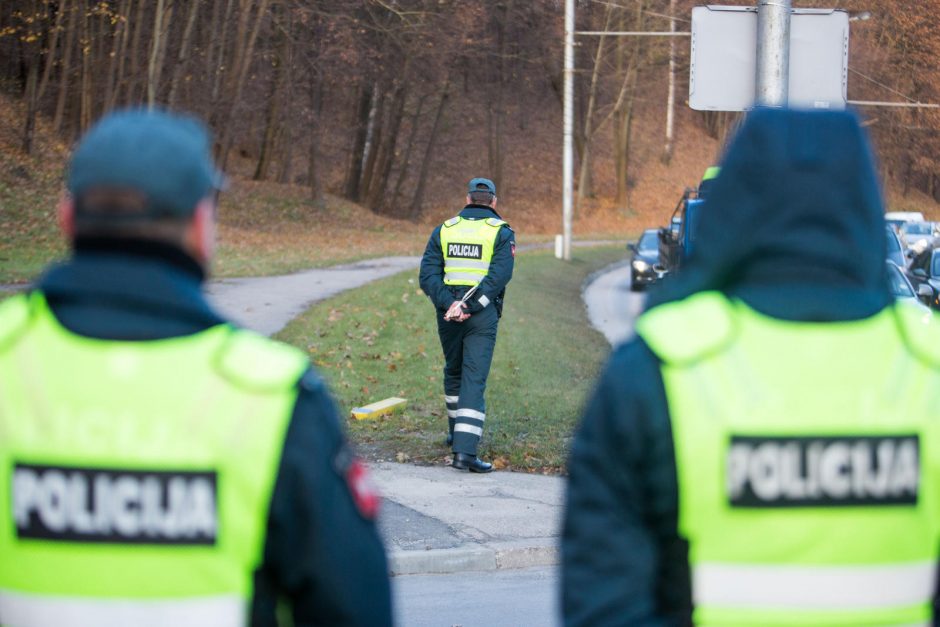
[275,245,626,473]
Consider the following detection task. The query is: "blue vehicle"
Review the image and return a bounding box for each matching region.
[658,188,704,274]
[658,167,718,275]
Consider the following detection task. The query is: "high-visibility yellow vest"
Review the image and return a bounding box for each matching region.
[439,216,505,286]
[636,292,940,626]
[0,292,308,627]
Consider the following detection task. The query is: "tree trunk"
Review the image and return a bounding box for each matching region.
[307,70,325,208]
[103,0,131,112]
[613,2,644,209]
[147,0,174,108]
[52,1,78,135]
[343,83,374,200]
[210,0,237,112]
[368,80,408,211]
[167,0,201,108]
[79,2,93,132]
[486,0,515,192]
[36,0,66,105]
[218,0,271,169]
[125,0,147,103]
[392,93,427,204]
[358,82,386,202]
[410,77,450,218]
[274,5,295,185]
[255,3,289,182]
[576,5,612,212]
[22,27,40,154]
[254,49,286,182]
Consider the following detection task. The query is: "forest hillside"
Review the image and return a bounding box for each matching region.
[2,0,940,260]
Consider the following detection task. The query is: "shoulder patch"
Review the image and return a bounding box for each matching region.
[216,329,310,392]
[486,218,507,228]
[333,446,381,520]
[443,217,461,227]
[894,302,940,368]
[0,293,32,353]
[635,291,736,366]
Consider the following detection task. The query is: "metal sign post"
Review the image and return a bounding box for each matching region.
[756,0,792,106]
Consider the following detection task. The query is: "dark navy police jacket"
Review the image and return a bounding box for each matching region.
[36,237,393,627]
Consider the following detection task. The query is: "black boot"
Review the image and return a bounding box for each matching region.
[452,453,493,473]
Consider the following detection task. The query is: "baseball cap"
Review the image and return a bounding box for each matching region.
[68,108,226,218]
[468,178,496,195]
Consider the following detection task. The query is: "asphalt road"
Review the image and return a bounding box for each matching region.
[582,262,648,346]
[393,566,559,627]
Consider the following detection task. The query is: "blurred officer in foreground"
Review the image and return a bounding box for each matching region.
[419,178,515,473]
[562,109,940,626]
[0,110,391,626]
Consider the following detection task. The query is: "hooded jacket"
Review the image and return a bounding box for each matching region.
[562,109,905,626]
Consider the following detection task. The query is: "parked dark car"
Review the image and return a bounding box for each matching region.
[905,247,940,309]
[628,228,661,291]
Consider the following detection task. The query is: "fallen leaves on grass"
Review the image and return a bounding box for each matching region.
[492,456,510,470]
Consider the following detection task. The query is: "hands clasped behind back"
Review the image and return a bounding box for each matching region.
[444,300,471,322]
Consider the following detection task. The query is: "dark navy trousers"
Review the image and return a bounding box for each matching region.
[436,305,499,456]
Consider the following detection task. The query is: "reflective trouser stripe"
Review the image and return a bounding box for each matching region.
[445,260,490,271]
[445,395,458,419]
[456,408,485,421]
[454,423,483,437]
[454,408,485,438]
[0,590,245,627]
[444,271,484,284]
[694,562,936,610]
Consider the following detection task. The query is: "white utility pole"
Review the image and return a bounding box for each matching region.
[755,0,792,106]
[663,0,677,163]
[562,0,575,261]
[560,3,689,261]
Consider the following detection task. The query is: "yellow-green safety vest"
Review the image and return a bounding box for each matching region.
[636,292,940,626]
[439,216,506,286]
[0,292,309,627]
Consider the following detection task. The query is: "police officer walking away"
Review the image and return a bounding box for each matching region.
[0,110,392,626]
[563,109,940,625]
[420,178,515,473]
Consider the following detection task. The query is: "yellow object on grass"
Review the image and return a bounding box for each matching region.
[351,397,408,420]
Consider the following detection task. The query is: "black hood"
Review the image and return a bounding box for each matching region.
[647,108,891,321]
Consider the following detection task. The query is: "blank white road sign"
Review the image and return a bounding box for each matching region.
[690,6,849,111]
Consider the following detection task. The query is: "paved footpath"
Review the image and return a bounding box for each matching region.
[205,256,421,335]
[205,249,637,576]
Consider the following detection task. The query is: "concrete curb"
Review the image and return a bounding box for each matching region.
[389,538,558,576]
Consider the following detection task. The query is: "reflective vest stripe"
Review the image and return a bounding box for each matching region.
[443,271,482,283]
[444,260,490,271]
[694,562,936,610]
[0,590,244,627]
